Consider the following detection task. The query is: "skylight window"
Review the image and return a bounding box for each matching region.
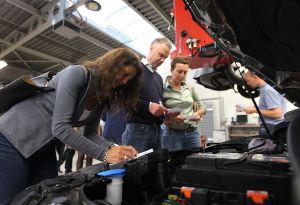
[77,0,171,56]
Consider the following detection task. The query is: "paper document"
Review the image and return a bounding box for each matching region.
[167,107,182,114]
[185,115,198,121]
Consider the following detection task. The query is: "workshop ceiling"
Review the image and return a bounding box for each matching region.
[0,0,174,84]
[122,0,175,44]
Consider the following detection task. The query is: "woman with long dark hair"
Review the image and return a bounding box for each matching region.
[0,48,142,204]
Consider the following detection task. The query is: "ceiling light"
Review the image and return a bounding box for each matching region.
[0,61,7,70]
[85,0,101,11]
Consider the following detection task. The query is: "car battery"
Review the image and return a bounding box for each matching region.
[175,153,292,205]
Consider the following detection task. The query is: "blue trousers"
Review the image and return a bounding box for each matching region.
[122,123,162,152]
[0,133,57,204]
[104,135,122,145]
[162,127,200,151]
[259,124,275,135]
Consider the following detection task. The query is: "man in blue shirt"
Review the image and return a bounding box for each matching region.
[102,109,126,145]
[243,71,287,151]
[244,70,287,134]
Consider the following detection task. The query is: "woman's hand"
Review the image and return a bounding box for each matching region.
[190,108,206,122]
[187,113,201,122]
[105,145,138,163]
[170,114,185,123]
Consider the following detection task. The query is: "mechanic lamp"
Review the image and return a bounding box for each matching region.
[85,0,101,11]
[0,61,7,70]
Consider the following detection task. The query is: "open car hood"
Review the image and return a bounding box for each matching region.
[183,0,300,106]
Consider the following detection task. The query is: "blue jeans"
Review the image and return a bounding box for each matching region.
[122,123,162,152]
[0,133,57,204]
[104,135,122,145]
[259,124,275,135]
[162,127,200,151]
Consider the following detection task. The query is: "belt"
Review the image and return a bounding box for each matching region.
[169,126,197,133]
[129,122,161,127]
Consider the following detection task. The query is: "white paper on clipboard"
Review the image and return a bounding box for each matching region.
[185,115,198,121]
[167,107,182,114]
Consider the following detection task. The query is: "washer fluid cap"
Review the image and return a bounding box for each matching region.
[96,169,126,177]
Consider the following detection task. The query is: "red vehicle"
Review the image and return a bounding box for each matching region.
[172,0,300,103]
[172,0,254,97]
[172,0,233,69]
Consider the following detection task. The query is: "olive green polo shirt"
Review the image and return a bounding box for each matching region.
[163,81,205,129]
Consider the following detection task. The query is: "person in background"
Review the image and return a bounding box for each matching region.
[122,38,172,152]
[76,152,93,171]
[58,146,75,174]
[162,56,206,151]
[55,140,65,169]
[244,70,287,134]
[76,125,100,170]
[0,48,142,204]
[243,70,287,151]
[57,127,82,174]
[102,108,126,145]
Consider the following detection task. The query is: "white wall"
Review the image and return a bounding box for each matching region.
[156,57,172,81]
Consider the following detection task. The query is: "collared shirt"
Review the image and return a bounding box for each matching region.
[258,83,287,125]
[163,81,205,129]
[141,58,155,73]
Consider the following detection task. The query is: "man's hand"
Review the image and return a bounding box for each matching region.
[244,106,256,114]
[149,102,167,116]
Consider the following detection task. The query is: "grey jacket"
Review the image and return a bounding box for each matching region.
[0,65,112,159]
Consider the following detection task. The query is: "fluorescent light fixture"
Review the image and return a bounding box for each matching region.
[0,61,7,69]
